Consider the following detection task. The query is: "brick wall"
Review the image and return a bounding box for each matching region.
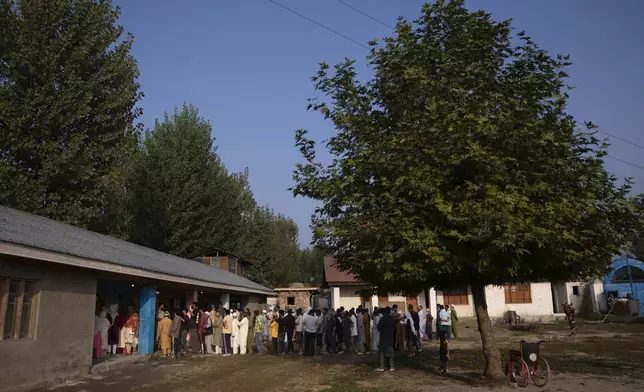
[276,291,312,310]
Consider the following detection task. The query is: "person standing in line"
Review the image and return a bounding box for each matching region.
[335,309,344,352]
[253,310,264,354]
[404,305,418,357]
[349,309,361,354]
[444,305,453,340]
[232,311,240,354]
[324,309,337,354]
[168,310,185,359]
[356,306,365,354]
[363,308,371,354]
[374,307,396,372]
[157,311,173,357]
[449,304,458,339]
[371,308,381,353]
[302,309,317,356]
[185,303,199,354]
[283,308,296,354]
[203,310,214,354]
[262,309,269,343]
[295,308,304,353]
[438,305,450,341]
[222,309,233,356]
[270,313,280,354]
[277,309,286,354]
[411,305,422,352]
[123,305,139,355]
[211,309,223,355]
[395,312,405,353]
[342,311,353,354]
[315,308,324,355]
[238,311,250,355]
[195,303,207,354]
[418,305,425,341]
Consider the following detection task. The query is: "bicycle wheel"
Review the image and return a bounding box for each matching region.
[507,356,530,388]
[531,357,551,387]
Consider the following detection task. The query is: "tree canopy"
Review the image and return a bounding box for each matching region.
[0,0,321,290]
[292,0,634,378]
[0,0,142,232]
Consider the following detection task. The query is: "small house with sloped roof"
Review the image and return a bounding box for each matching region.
[0,206,272,391]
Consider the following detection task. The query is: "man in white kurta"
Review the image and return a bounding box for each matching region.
[231,312,240,354]
[418,306,426,340]
[238,313,250,355]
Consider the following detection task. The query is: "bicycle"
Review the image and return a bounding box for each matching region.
[506,340,551,388]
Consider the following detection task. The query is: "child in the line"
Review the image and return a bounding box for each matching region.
[439,327,450,374]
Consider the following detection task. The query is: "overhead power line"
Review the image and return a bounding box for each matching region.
[606,155,644,172]
[270,0,644,173]
[335,0,395,30]
[268,0,370,50]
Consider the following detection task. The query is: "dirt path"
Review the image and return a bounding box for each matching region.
[35,352,640,392]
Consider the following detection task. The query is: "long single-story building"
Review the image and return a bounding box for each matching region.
[0,206,273,392]
[323,256,605,320]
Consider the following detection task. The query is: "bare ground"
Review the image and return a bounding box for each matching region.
[36,319,644,392]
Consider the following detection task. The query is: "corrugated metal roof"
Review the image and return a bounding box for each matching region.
[324,255,360,284]
[0,206,273,295]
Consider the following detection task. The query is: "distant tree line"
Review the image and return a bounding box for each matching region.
[0,0,321,288]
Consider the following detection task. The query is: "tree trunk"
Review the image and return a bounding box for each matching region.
[471,283,504,380]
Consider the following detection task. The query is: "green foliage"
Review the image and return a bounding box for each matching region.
[292,0,632,293]
[128,104,251,258]
[0,0,142,232]
[626,194,644,261]
[291,0,634,376]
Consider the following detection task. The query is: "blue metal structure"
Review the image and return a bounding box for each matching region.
[603,258,644,316]
[138,286,157,355]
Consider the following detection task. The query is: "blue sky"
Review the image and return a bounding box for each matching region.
[114,0,644,247]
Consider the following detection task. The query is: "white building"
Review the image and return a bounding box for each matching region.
[324,256,605,320]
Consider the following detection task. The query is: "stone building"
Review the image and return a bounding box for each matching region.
[270,283,319,310]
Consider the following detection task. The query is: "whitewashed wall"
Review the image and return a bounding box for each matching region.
[485,283,555,318]
[338,286,363,309]
[436,288,475,317]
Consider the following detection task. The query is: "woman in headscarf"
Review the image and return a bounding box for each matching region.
[156,311,173,357]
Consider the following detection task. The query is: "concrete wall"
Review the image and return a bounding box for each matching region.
[338,286,362,309]
[0,256,97,392]
[436,288,475,317]
[274,291,312,310]
[486,283,555,320]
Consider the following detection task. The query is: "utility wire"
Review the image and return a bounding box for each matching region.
[599,131,644,152]
[271,0,644,173]
[606,155,644,172]
[268,0,370,50]
[335,0,395,30]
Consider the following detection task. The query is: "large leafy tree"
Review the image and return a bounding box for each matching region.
[292,0,633,378]
[128,104,248,258]
[0,0,142,231]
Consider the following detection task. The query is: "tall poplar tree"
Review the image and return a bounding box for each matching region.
[0,0,142,231]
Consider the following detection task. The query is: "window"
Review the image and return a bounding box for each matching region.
[442,288,469,305]
[287,296,295,306]
[611,266,644,283]
[228,258,237,274]
[504,284,532,304]
[0,279,38,340]
[572,286,580,296]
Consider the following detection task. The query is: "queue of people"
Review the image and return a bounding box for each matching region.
[155,301,457,374]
